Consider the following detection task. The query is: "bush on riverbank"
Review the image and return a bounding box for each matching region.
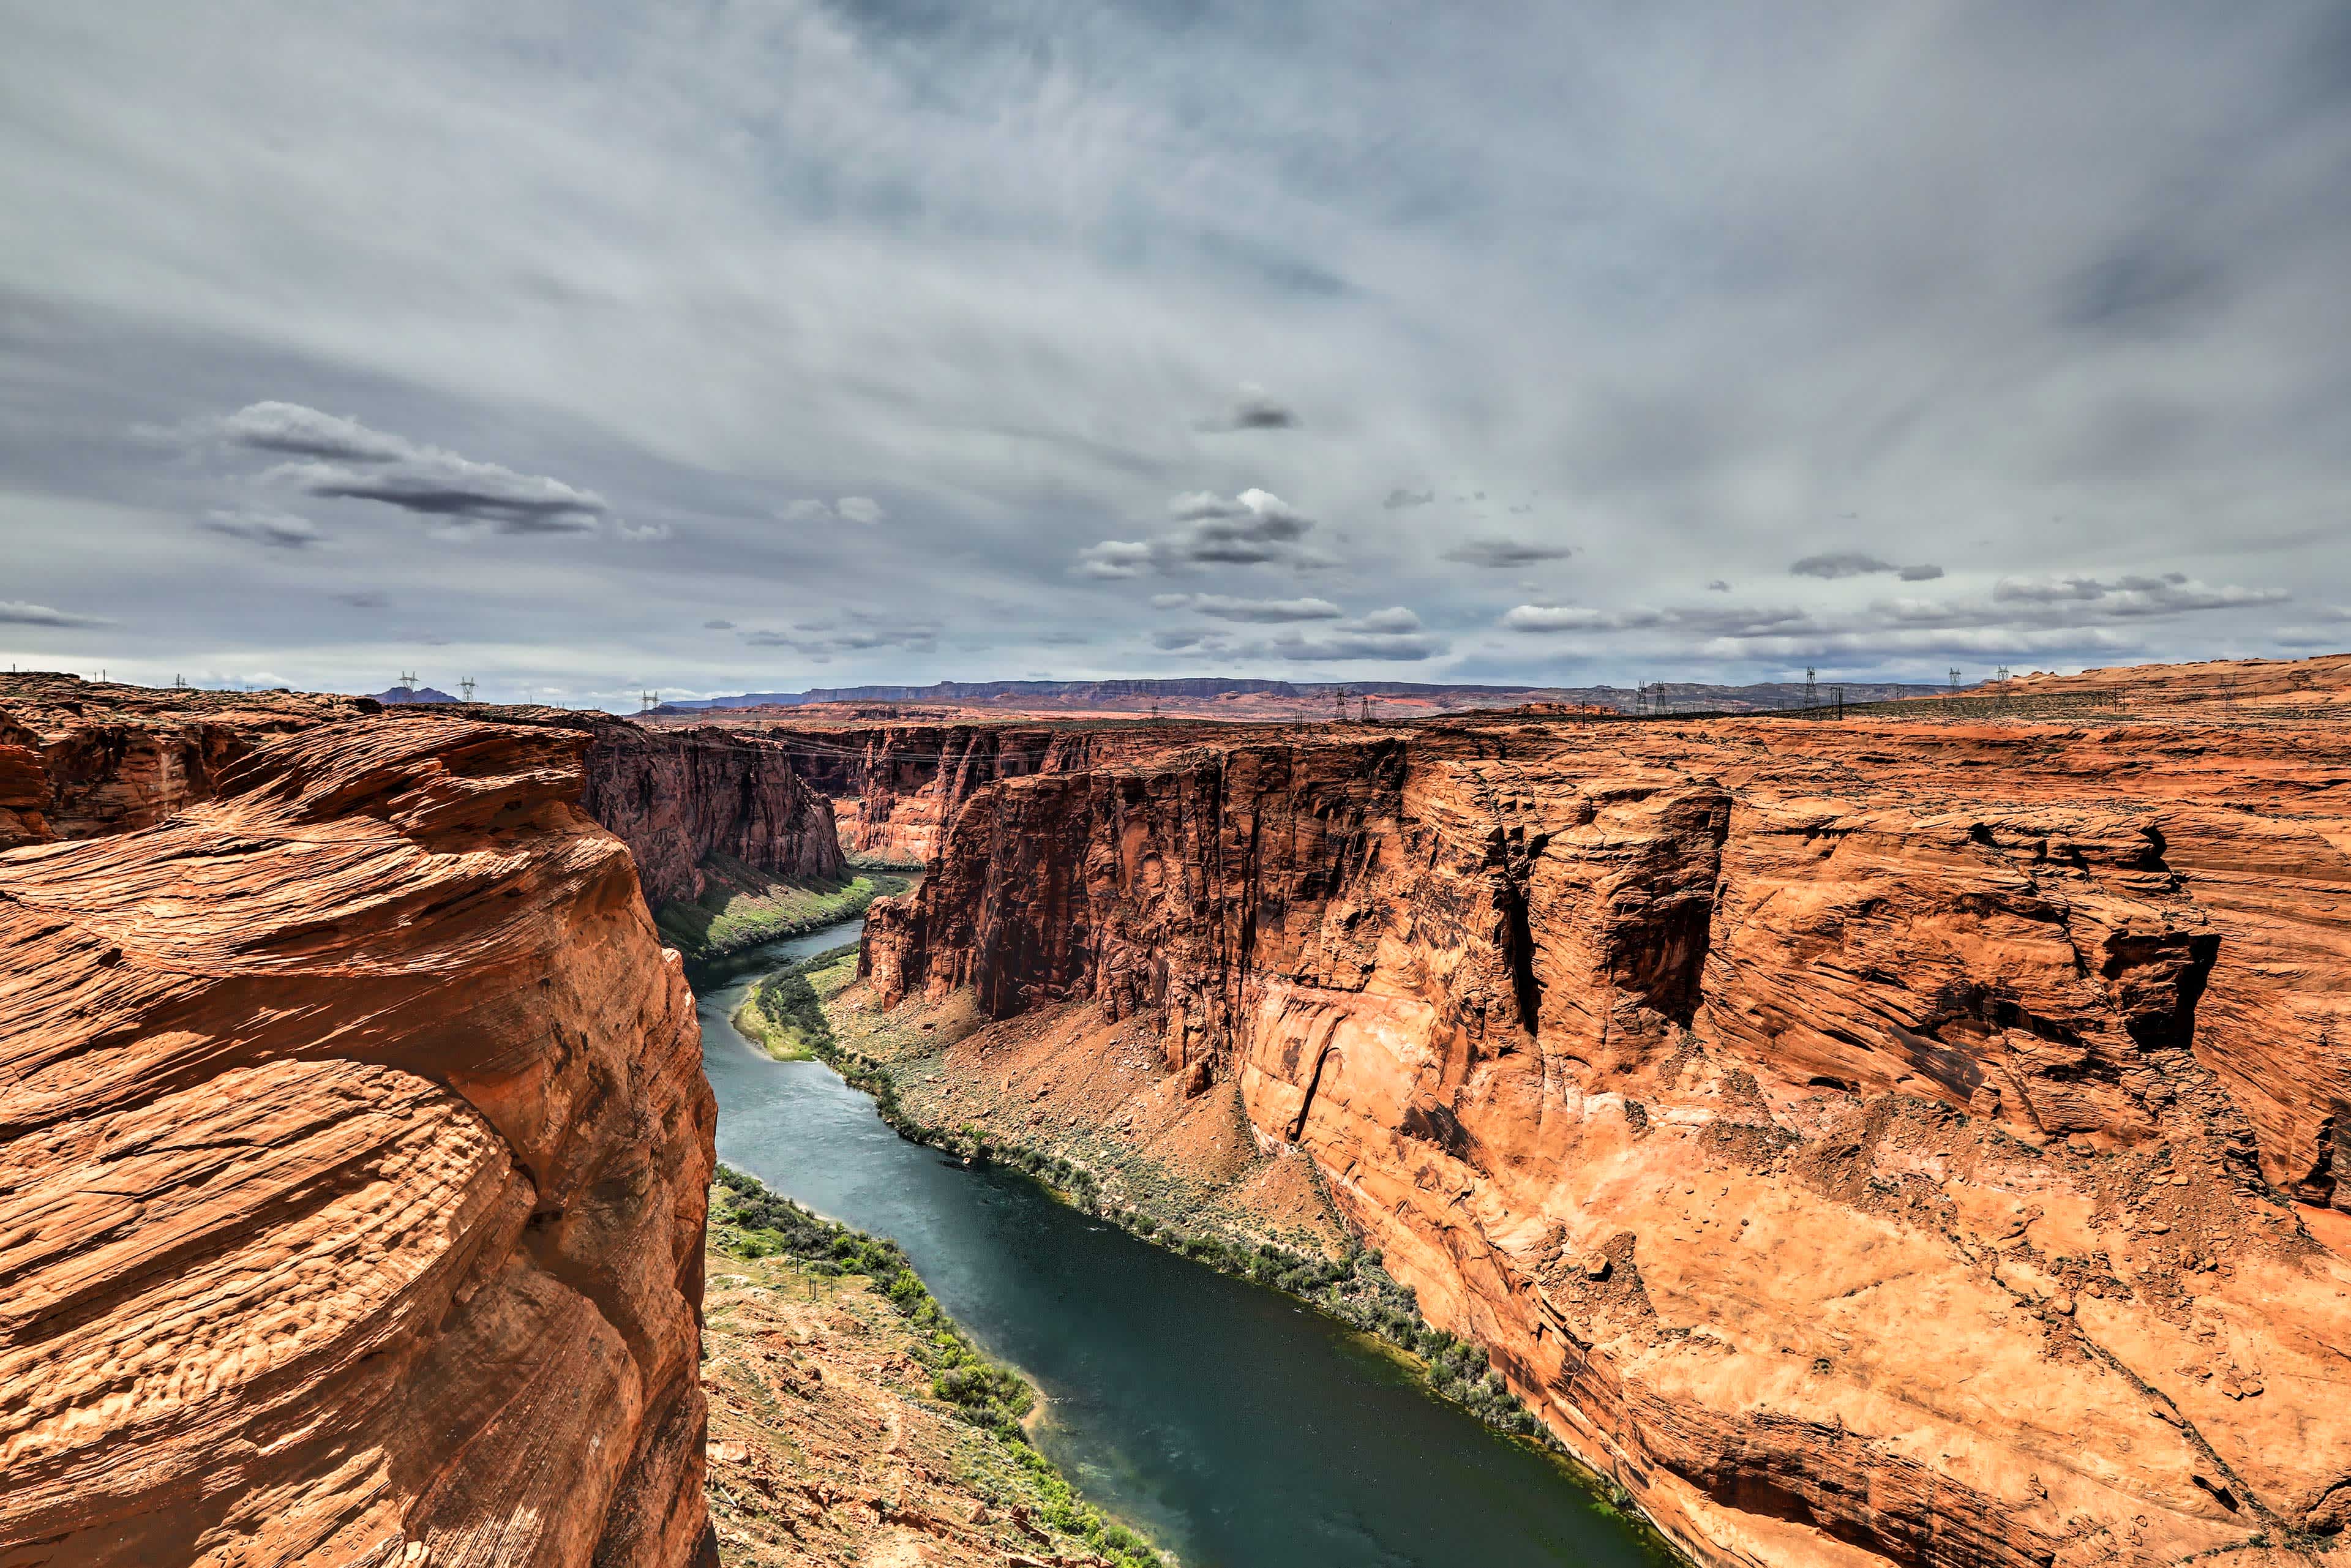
[655,861,908,960]
[733,941,858,1060]
[709,1166,1166,1567]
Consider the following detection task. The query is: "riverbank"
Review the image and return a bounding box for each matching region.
[704,1167,1165,1567]
[654,858,912,961]
[795,951,1685,1555]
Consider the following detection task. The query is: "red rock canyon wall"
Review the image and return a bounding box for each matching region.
[864,714,2351,1567]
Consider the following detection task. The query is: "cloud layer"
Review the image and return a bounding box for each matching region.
[0,3,2344,703]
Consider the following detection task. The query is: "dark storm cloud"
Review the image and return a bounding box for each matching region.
[1441,536,1572,568]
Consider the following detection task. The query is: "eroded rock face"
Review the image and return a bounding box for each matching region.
[577,721,844,904]
[864,716,2351,1567]
[0,673,375,847]
[0,675,846,921]
[0,711,715,1566]
[767,721,1193,863]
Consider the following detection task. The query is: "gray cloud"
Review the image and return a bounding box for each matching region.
[1078,489,1322,576]
[1158,606,1439,663]
[781,496,887,525]
[1194,383,1299,432]
[334,590,389,609]
[741,610,940,660]
[0,599,111,628]
[703,618,736,629]
[195,402,612,535]
[1150,592,1343,622]
[198,508,324,549]
[1,5,2343,694]
[1706,579,1731,592]
[1790,552,1945,581]
[1441,536,1573,568]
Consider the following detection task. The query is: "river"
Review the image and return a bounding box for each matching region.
[692,917,1671,1568]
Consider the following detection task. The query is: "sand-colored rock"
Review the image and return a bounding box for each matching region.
[861,693,2351,1567]
[0,708,716,1566]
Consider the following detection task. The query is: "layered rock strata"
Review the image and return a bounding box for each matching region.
[863,713,2351,1567]
[576,720,844,904]
[0,675,845,919]
[0,710,716,1566]
[757,721,1190,863]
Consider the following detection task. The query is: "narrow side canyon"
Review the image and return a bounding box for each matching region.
[847,709,2351,1567]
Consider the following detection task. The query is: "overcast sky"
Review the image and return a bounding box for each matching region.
[4,2,2347,706]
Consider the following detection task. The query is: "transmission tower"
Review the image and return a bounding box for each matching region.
[460,677,476,702]
[1802,666,1818,716]
[640,689,659,713]
[1359,695,1371,723]
[397,670,419,696]
[1332,686,1349,724]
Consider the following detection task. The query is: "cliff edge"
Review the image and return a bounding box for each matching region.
[861,708,2351,1567]
[0,703,717,1565]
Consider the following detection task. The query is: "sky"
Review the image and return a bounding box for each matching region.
[2,2,2347,708]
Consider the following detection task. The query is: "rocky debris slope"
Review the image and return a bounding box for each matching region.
[863,712,2351,1568]
[0,708,717,1566]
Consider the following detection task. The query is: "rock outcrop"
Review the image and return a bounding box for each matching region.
[0,703,716,1565]
[0,673,373,847]
[863,710,2351,1567]
[0,674,846,920]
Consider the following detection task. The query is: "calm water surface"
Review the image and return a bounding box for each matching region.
[692,918,1668,1568]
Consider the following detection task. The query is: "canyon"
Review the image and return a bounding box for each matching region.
[833,672,2351,1567]
[9,659,2351,1568]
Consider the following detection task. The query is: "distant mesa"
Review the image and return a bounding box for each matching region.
[370,684,460,704]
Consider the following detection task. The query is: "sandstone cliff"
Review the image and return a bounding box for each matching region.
[863,711,2351,1567]
[0,675,846,925]
[577,720,844,904]
[0,705,717,1566]
[761,721,1180,863]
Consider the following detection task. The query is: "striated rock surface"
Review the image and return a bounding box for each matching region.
[0,705,716,1566]
[0,672,375,847]
[864,709,2351,1567]
[763,721,1185,863]
[0,675,846,923]
[576,721,844,905]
